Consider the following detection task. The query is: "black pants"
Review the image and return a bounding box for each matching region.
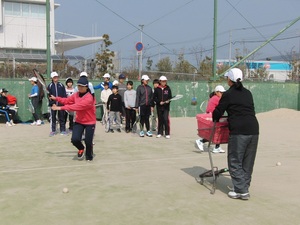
[227,134,259,194]
[31,97,40,121]
[50,109,66,132]
[71,122,95,160]
[125,108,136,131]
[139,105,151,131]
[157,109,170,135]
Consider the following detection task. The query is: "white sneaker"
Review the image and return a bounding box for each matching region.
[10,120,16,126]
[31,121,37,126]
[156,134,162,138]
[36,120,42,126]
[228,191,250,200]
[212,147,225,153]
[196,139,204,151]
[6,121,12,127]
[165,135,170,139]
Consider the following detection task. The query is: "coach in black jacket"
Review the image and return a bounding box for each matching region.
[213,68,259,200]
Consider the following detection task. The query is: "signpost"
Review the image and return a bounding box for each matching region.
[136,42,144,80]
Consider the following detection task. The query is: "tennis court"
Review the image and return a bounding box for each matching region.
[0,108,299,225]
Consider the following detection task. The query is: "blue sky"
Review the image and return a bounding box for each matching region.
[54,0,300,69]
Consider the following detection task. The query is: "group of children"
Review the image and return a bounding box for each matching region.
[101,74,172,139]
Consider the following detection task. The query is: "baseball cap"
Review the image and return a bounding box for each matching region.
[0,88,8,93]
[51,71,59,78]
[80,72,88,77]
[141,74,150,81]
[103,73,110,78]
[29,77,38,82]
[112,80,119,86]
[214,85,226,92]
[119,74,126,79]
[224,68,243,82]
[77,76,88,86]
[159,76,167,81]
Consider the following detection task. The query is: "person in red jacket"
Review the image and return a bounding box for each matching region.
[50,76,96,161]
[196,85,226,153]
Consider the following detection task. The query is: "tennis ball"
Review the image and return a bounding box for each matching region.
[276,162,281,166]
[62,187,69,193]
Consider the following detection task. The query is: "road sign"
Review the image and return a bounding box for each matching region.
[135,42,144,52]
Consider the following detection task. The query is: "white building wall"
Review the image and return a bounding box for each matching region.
[0,0,56,53]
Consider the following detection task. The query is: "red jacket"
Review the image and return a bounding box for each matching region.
[56,92,96,125]
[206,95,220,113]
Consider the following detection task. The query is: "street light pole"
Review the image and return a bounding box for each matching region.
[212,0,218,81]
[138,24,144,80]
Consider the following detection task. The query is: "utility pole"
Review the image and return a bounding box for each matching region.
[212,0,218,81]
[138,24,144,80]
[46,0,51,77]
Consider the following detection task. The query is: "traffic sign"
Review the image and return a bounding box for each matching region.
[135,42,144,52]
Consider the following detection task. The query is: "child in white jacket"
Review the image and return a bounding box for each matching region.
[100,82,112,123]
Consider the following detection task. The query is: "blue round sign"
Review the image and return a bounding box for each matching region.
[135,42,144,51]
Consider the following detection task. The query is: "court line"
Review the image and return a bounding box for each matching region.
[0,154,210,174]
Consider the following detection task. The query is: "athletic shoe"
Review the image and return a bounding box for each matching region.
[6,121,12,127]
[156,134,162,138]
[125,129,130,133]
[165,135,170,139]
[146,131,152,137]
[31,121,37,126]
[77,149,84,160]
[139,131,145,137]
[49,131,56,137]
[196,139,204,151]
[36,120,42,126]
[212,147,225,153]
[109,129,114,133]
[10,120,16,126]
[117,128,121,133]
[228,191,250,200]
[60,131,68,136]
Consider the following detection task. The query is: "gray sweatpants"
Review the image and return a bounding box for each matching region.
[109,111,121,129]
[227,134,259,194]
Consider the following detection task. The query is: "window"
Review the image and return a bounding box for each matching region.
[4,2,45,19]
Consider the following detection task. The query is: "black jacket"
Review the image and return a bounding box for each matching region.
[0,96,8,109]
[107,93,122,113]
[135,84,153,107]
[213,85,259,135]
[47,82,66,106]
[153,85,172,111]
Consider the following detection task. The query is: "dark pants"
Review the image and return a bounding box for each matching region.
[50,109,66,132]
[31,97,40,121]
[71,122,95,160]
[125,108,136,131]
[139,105,151,131]
[157,109,170,135]
[0,108,15,122]
[227,134,259,194]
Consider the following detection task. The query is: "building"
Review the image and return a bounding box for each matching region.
[0,0,104,67]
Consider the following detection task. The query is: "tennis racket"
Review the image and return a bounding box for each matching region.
[200,100,208,113]
[105,112,110,132]
[169,94,183,101]
[28,98,35,113]
[33,69,49,98]
[131,111,140,133]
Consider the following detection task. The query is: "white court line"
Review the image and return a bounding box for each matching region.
[0,154,208,174]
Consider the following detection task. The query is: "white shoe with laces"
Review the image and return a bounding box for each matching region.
[212,147,225,153]
[6,121,12,127]
[156,134,162,138]
[196,139,204,151]
[31,121,37,126]
[165,135,170,139]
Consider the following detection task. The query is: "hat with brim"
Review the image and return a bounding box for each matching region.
[77,76,88,86]
[29,77,38,82]
[141,74,150,81]
[214,85,226,92]
[224,68,243,82]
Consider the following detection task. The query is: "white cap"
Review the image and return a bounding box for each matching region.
[159,76,167,81]
[224,68,243,82]
[112,80,119,85]
[29,77,37,82]
[103,73,110,78]
[80,71,88,77]
[214,85,226,92]
[141,74,150,81]
[51,71,59,78]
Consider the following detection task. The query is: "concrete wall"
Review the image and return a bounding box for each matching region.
[0,79,299,122]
